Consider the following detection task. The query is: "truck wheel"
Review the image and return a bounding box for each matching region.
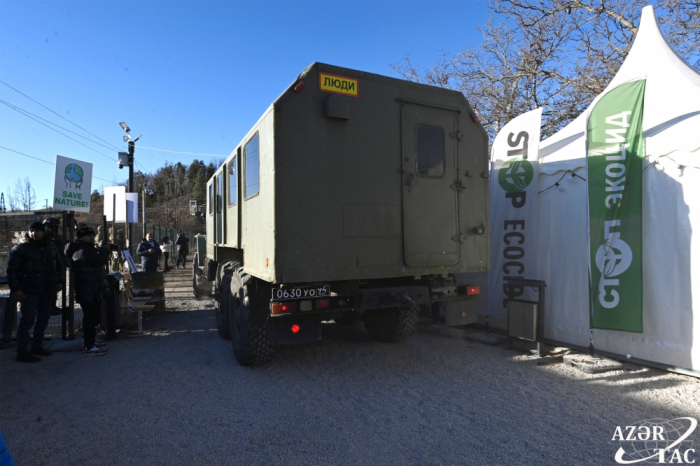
[192,253,211,298]
[363,294,419,342]
[229,268,275,366]
[216,274,232,340]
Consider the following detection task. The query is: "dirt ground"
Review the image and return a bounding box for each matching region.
[1,264,699,465]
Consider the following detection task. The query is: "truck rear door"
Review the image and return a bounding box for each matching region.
[401,104,459,268]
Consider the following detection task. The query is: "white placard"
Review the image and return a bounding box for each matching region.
[125,193,139,224]
[104,186,126,222]
[53,155,93,213]
[104,187,138,223]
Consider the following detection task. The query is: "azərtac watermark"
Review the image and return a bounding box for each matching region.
[612,417,697,464]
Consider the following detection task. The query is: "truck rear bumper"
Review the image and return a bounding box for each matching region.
[267,316,322,345]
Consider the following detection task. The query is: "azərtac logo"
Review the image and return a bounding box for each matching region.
[498,158,534,193]
[612,417,697,464]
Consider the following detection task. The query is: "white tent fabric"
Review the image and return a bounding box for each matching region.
[535,6,700,370]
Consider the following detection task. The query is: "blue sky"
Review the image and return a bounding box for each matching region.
[0,0,489,209]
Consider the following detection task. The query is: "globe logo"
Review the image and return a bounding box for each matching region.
[498,158,534,193]
[64,163,84,189]
[614,417,697,464]
[595,238,632,278]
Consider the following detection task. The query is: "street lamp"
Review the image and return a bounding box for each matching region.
[119,122,143,256]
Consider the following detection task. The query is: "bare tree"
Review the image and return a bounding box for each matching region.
[5,186,19,211]
[392,0,700,139]
[12,177,36,211]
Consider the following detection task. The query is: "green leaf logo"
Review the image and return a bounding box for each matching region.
[498,158,534,192]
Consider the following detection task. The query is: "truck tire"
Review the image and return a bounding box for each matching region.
[229,268,275,366]
[192,253,211,298]
[216,274,233,340]
[363,293,419,342]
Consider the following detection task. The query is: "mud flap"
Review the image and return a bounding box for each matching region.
[267,317,322,345]
[444,298,478,327]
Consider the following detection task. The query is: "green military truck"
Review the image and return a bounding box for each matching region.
[192,63,490,366]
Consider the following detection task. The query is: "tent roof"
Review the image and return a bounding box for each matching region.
[539,6,700,174]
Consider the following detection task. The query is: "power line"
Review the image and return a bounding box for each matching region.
[0,99,120,153]
[0,78,122,152]
[137,145,228,157]
[0,146,115,184]
[0,99,114,161]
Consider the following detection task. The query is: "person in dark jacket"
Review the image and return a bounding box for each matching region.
[7,221,62,363]
[65,226,111,356]
[137,233,161,272]
[175,233,189,269]
[43,217,65,316]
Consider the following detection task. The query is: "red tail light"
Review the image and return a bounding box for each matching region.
[291,324,300,334]
[294,81,305,92]
[315,299,330,310]
[466,286,480,296]
[272,302,298,315]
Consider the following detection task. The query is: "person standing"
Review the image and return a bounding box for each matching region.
[7,221,62,363]
[65,226,111,356]
[137,233,161,272]
[43,217,65,316]
[175,233,189,269]
[160,236,172,272]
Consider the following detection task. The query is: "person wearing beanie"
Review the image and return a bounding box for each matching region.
[65,226,112,356]
[7,221,62,362]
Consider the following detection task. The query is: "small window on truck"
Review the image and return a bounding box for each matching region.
[217,173,223,213]
[244,134,260,199]
[208,183,213,215]
[415,124,445,178]
[229,157,238,206]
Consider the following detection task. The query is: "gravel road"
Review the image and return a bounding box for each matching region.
[1,267,699,465]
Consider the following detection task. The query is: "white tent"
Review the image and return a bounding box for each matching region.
[536,6,700,371]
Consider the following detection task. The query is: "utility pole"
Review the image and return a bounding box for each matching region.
[128,139,134,256]
[118,121,142,258]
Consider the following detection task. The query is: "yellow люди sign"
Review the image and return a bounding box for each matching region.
[319,72,359,97]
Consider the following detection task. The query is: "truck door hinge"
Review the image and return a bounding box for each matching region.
[451,234,467,243]
[481,171,490,178]
[449,130,464,141]
[465,170,473,177]
[450,180,466,192]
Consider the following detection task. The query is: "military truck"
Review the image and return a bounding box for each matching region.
[192,63,490,366]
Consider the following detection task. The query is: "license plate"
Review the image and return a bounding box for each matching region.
[272,285,330,300]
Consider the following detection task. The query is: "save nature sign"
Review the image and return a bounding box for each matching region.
[587,80,646,333]
[53,155,93,213]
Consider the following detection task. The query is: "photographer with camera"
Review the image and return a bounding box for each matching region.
[65,226,111,356]
[7,221,63,363]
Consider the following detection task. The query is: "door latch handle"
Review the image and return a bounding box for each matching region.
[451,234,467,243]
[405,173,415,187]
[450,180,466,192]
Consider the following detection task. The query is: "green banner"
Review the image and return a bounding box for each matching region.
[587,80,646,332]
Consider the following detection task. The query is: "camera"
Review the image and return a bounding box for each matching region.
[99,241,121,252]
